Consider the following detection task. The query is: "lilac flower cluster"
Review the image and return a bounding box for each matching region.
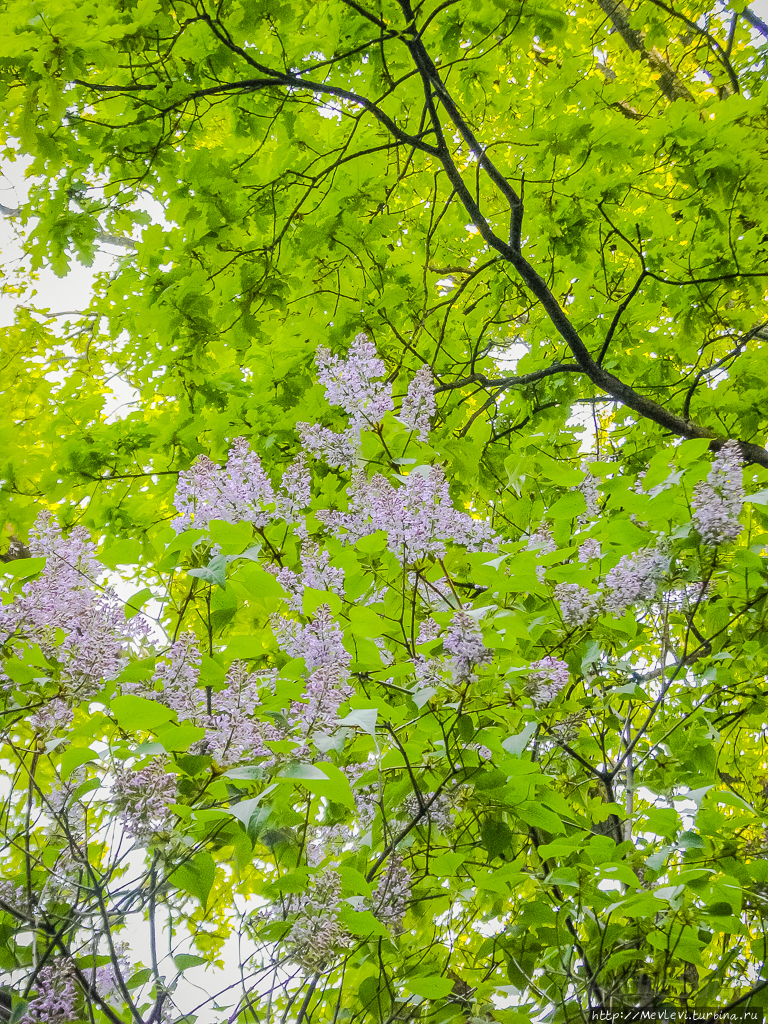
[297,333,393,467]
[153,632,202,720]
[91,943,131,1002]
[369,855,411,932]
[525,657,569,707]
[399,364,436,440]
[603,547,668,615]
[199,661,284,768]
[271,605,353,735]
[527,524,556,581]
[692,440,744,545]
[319,465,494,565]
[578,537,602,564]
[0,512,146,698]
[172,437,274,532]
[554,583,601,627]
[23,960,78,1024]
[275,537,345,611]
[30,699,74,739]
[273,869,348,970]
[443,611,492,681]
[401,789,458,832]
[111,759,177,840]
[578,469,600,525]
[274,454,311,521]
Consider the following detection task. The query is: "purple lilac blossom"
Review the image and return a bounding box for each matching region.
[172,437,274,532]
[578,537,602,564]
[30,699,74,738]
[23,961,78,1024]
[275,537,345,612]
[318,465,494,564]
[369,855,411,932]
[555,583,601,627]
[265,869,347,970]
[604,547,668,614]
[692,440,744,545]
[0,512,146,698]
[400,364,436,440]
[271,605,353,735]
[275,453,311,520]
[443,611,492,680]
[153,632,202,719]
[111,759,177,840]
[296,422,359,469]
[526,657,569,707]
[199,662,283,767]
[316,333,394,431]
[578,470,600,525]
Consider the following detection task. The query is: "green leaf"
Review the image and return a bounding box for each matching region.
[125,586,152,619]
[172,851,215,908]
[277,761,355,808]
[61,746,99,779]
[548,491,587,520]
[406,976,453,1000]
[0,557,46,578]
[174,953,209,971]
[110,695,176,731]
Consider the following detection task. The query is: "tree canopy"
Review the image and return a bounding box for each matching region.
[1,0,768,1021]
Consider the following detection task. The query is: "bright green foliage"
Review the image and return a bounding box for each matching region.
[1,0,768,1020]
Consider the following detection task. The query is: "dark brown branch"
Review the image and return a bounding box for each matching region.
[435,362,580,393]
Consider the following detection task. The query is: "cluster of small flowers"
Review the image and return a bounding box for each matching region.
[416,618,441,645]
[30,699,74,738]
[271,605,354,735]
[345,763,381,831]
[153,632,202,720]
[0,879,28,915]
[527,524,556,581]
[525,657,569,707]
[275,537,345,611]
[603,547,668,615]
[443,611,492,681]
[319,465,494,565]
[578,537,602,564]
[22,960,78,1024]
[578,469,601,525]
[172,437,274,532]
[276,870,348,970]
[408,572,455,611]
[399,364,436,441]
[274,453,311,521]
[111,759,177,840]
[304,823,350,866]
[692,440,744,545]
[199,662,284,768]
[401,789,458,832]
[0,513,146,698]
[554,583,601,627]
[552,712,586,744]
[413,654,447,690]
[91,942,131,1002]
[369,855,411,932]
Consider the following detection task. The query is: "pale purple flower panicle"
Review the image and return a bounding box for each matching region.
[92,943,131,1002]
[578,537,602,564]
[172,437,274,532]
[111,759,177,840]
[527,524,556,581]
[30,699,74,738]
[316,333,394,430]
[275,453,311,520]
[578,469,600,525]
[369,855,411,932]
[443,611,492,680]
[261,869,347,970]
[400,364,436,441]
[402,789,458,832]
[692,440,744,545]
[153,632,202,719]
[526,656,569,707]
[276,537,345,611]
[271,606,353,734]
[200,661,283,767]
[23,960,78,1024]
[318,465,494,564]
[416,618,441,645]
[296,423,359,469]
[0,513,145,697]
[555,583,601,627]
[604,547,667,614]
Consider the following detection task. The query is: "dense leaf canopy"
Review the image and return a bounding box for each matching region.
[1,0,768,1021]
